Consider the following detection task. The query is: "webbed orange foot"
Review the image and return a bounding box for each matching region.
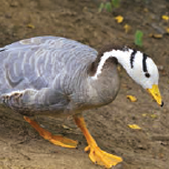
[85,145,122,168]
[24,116,78,148]
[74,115,122,168]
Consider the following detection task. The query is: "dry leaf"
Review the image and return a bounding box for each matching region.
[162,15,169,21]
[142,113,147,117]
[126,95,137,102]
[115,15,123,23]
[27,24,35,29]
[150,114,158,118]
[149,33,163,39]
[62,124,72,130]
[124,24,131,33]
[128,124,142,130]
[166,28,169,33]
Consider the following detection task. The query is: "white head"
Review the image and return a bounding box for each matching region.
[92,47,163,106]
[123,49,159,89]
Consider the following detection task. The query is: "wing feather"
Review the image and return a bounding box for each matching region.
[0,36,97,95]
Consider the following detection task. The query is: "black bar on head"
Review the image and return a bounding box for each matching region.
[142,53,148,72]
[130,49,137,68]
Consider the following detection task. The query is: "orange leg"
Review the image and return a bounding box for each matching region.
[74,114,122,168]
[24,116,78,148]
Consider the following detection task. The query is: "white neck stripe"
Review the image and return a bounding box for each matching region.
[91,51,113,80]
[91,49,133,80]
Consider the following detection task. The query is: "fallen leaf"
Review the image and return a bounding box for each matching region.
[150,114,158,118]
[142,113,147,117]
[62,124,72,130]
[149,33,163,39]
[128,124,142,130]
[126,95,137,102]
[162,15,169,21]
[124,24,131,33]
[115,15,123,23]
[27,24,35,29]
[166,28,169,33]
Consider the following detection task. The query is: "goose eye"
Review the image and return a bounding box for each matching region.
[145,72,150,78]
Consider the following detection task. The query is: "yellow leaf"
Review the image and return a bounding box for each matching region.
[149,33,163,39]
[142,113,147,117]
[150,114,158,118]
[115,15,123,23]
[162,15,169,21]
[128,124,142,130]
[124,24,131,33]
[126,95,137,102]
[27,24,35,29]
[166,28,169,33]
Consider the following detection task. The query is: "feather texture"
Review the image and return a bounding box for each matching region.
[0,36,98,115]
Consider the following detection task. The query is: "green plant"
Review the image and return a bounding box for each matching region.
[105,2,112,12]
[98,0,121,13]
[134,30,143,47]
[111,0,120,8]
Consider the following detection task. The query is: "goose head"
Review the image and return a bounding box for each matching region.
[126,50,163,107]
[93,47,163,107]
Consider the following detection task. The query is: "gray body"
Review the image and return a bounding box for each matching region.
[0,36,120,117]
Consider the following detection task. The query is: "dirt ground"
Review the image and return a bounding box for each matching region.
[0,0,169,169]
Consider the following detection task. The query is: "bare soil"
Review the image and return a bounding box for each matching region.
[0,0,169,169]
